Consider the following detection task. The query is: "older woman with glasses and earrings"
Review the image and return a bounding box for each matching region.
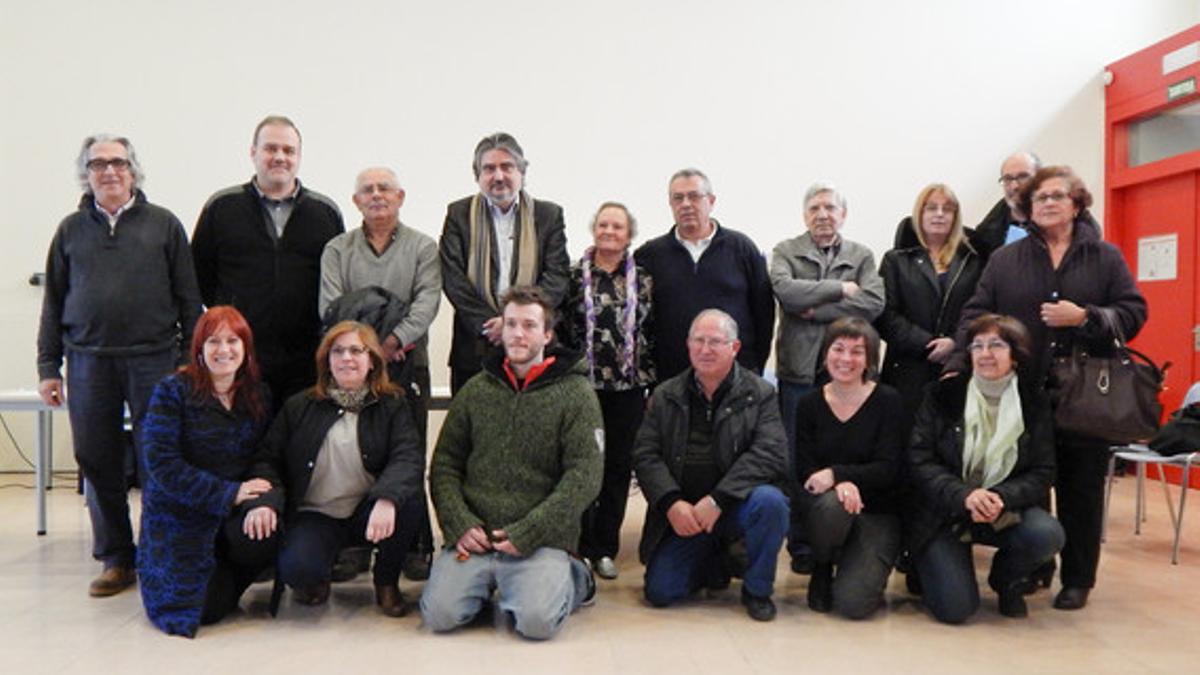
[137,306,274,637]
[950,166,1147,610]
[909,314,1064,623]
[244,321,426,617]
[792,317,904,618]
[559,201,655,581]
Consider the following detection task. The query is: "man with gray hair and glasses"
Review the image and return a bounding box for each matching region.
[37,134,202,597]
[439,132,569,394]
[635,168,774,383]
[770,182,883,572]
[633,309,789,621]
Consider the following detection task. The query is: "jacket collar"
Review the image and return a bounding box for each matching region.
[79,188,146,213]
[482,344,585,392]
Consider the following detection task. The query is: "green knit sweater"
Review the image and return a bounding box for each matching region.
[430,347,603,555]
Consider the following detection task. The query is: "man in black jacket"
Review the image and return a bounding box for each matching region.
[192,115,344,406]
[439,132,570,394]
[37,134,202,597]
[633,310,789,621]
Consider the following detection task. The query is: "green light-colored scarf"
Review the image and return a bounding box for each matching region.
[962,373,1024,489]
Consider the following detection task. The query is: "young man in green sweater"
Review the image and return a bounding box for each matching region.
[421,285,603,640]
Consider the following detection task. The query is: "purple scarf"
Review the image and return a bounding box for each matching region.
[580,247,639,384]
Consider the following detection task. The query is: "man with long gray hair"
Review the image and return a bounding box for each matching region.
[37,134,202,597]
[439,132,570,394]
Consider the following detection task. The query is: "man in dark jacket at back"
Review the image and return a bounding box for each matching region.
[192,115,344,406]
[973,151,1041,259]
[633,309,789,621]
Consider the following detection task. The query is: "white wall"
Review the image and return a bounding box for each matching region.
[1,0,1197,470]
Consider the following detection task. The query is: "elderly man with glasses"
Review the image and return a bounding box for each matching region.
[632,309,789,621]
[37,134,202,597]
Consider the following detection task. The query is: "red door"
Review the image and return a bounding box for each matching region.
[1106,24,1200,487]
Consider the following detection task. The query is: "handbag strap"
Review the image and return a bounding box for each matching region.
[1094,306,1127,348]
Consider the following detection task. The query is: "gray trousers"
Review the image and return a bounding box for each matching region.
[805,490,901,619]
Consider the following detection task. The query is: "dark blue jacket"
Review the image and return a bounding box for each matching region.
[137,374,270,637]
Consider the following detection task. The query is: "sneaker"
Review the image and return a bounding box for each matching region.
[741,588,777,622]
[593,556,618,580]
[89,566,136,597]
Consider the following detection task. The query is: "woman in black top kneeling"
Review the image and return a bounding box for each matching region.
[793,317,904,619]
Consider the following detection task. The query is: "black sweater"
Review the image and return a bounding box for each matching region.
[191,180,343,370]
[634,222,774,381]
[37,191,202,380]
[792,383,904,516]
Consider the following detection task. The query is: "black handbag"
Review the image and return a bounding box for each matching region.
[1048,310,1169,444]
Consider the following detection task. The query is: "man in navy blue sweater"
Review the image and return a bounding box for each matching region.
[634,168,774,383]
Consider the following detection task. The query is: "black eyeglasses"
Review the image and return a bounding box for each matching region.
[86,158,131,173]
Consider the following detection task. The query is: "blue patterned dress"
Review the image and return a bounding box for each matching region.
[136,374,269,637]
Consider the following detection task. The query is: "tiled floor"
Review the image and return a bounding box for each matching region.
[1,472,1197,674]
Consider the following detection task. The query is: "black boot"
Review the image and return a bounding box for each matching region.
[1021,559,1055,595]
[1053,586,1090,610]
[807,563,833,613]
[997,581,1028,618]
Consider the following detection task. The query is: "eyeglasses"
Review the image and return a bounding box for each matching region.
[688,336,732,349]
[86,158,131,173]
[968,339,1010,353]
[670,191,709,205]
[1032,191,1070,205]
[922,203,957,215]
[331,345,368,357]
[356,182,399,196]
[998,173,1032,185]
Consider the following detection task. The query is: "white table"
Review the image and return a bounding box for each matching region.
[0,390,61,535]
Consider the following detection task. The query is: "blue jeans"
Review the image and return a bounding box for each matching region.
[67,349,176,567]
[917,507,1065,624]
[644,485,789,603]
[420,547,590,640]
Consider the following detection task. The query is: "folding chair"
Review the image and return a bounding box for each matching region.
[1102,443,1198,564]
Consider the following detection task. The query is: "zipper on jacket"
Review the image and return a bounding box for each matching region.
[934,250,972,332]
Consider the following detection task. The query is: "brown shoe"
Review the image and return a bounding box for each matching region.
[89,566,136,597]
[292,582,331,606]
[375,583,408,617]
